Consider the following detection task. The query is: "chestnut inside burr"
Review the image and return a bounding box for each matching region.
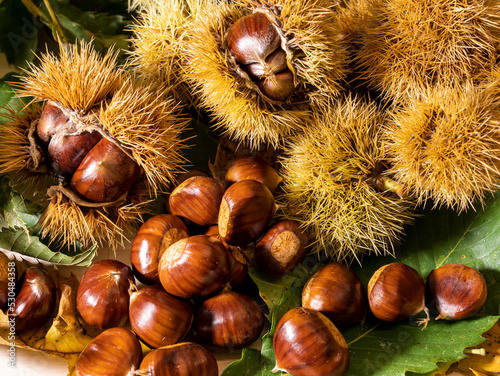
[36,101,140,204]
[226,12,296,101]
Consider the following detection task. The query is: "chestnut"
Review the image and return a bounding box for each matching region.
[203,225,248,287]
[37,101,67,143]
[12,266,56,333]
[368,263,429,326]
[158,235,230,298]
[71,137,141,203]
[426,263,487,320]
[130,214,189,285]
[38,102,103,177]
[254,219,308,277]
[218,179,276,246]
[302,263,367,329]
[225,155,282,193]
[139,342,218,376]
[75,327,142,376]
[129,285,194,349]
[195,290,264,351]
[76,259,134,329]
[168,176,225,227]
[273,307,350,376]
[226,12,281,67]
[225,12,296,101]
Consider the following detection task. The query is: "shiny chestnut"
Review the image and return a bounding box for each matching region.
[131,214,189,284]
[368,263,429,326]
[426,263,487,320]
[225,12,296,101]
[158,235,230,298]
[254,219,308,277]
[273,307,350,376]
[218,179,276,246]
[75,327,142,376]
[129,285,194,348]
[302,263,366,329]
[225,155,281,193]
[76,259,134,329]
[71,138,141,203]
[195,290,264,351]
[203,225,248,287]
[12,266,56,333]
[139,342,218,376]
[168,176,225,227]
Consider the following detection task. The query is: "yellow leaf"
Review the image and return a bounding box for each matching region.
[454,321,500,376]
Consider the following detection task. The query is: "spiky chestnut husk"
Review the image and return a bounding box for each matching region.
[185,0,348,148]
[349,0,500,100]
[127,0,203,103]
[277,95,414,264]
[385,84,500,212]
[0,41,189,249]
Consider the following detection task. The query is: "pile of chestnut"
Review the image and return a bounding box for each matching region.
[71,155,314,375]
[1,154,488,376]
[272,261,488,376]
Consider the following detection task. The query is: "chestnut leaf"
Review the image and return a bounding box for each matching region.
[0,176,97,266]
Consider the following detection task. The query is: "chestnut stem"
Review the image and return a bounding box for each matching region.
[42,0,68,44]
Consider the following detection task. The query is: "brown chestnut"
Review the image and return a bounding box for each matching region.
[71,137,141,203]
[37,101,103,177]
[168,176,225,227]
[226,12,282,68]
[158,235,230,298]
[75,327,142,376]
[368,263,429,326]
[12,266,56,333]
[76,259,134,329]
[195,290,264,351]
[48,130,102,177]
[273,307,350,376]
[426,263,487,320]
[139,342,218,376]
[254,219,308,277]
[129,285,194,348]
[302,263,367,329]
[218,179,276,246]
[37,101,69,143]
[225,155,282,193]
[130,214,189,285]
[203,225,248,287]
[225,12,297,101]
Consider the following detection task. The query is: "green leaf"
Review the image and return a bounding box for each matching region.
[0,72,26,123]
[0,0,40,69]
[0,176,97,266]
[39,1,130,55]
[0,229,97,266]
[224,193,500,375]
